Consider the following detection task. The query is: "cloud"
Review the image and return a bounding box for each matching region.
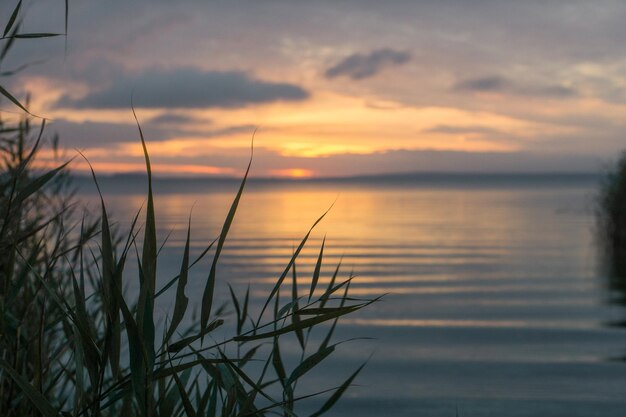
[424,125,500,135]
[453,75,577,98]
[197,124,256,139]
[51,119,170,148]
[149,113,203,125]
[325,48,411,80]
[454,76,509,92]
[55,68,309,109]
[51,119,255,148]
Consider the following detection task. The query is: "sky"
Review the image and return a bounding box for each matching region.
[4,0,626,178]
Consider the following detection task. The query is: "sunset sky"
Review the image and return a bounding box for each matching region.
[6,0,626,177]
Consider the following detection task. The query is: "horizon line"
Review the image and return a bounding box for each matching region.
[70,170,604,182]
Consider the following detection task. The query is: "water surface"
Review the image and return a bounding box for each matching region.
[76,174,626,416]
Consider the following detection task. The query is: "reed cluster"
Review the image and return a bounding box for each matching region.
[0,2,373,416]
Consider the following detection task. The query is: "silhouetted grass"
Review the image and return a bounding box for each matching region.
[0,3,374,416]
[597,151,626,303]
[0,110,375,417]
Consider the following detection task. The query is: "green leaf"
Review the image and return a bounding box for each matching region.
[0,358,58,417]
[272,337,286,387]
[235,304,363,342]
[14,161,70,206]
[155,238,216,298]
[78,151,121,384]
[68,268,102,390]
[228,284,242,334]
[320,281,352,350]
[152,357,227,380]
[242,285,250,332]
[166,351,198,417]
[167,319,224,353]
[257,203,333,324]
[277,299,300,320]
[309,236,325,301]
[285,345,335,387]
[291,260,305,349]
[132,106,157,394]
[72,324,85,415]
[195,380,213,417]
[3,0,22,38]
[13,32,62,38]
[295,307,351,316]
[309,362,367,417]
[319,258,342,308]
[165,215,192,342]
[215,349,276,410]
[201,136,254,334]
[98,215,149,416]
[239,344,262,367]
[206,383,218,417]
[64,0,69,35]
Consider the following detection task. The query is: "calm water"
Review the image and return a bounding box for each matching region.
[77,175,626,416]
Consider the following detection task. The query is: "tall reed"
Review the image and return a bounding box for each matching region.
[1,111,374,417]
[0,2,374,416]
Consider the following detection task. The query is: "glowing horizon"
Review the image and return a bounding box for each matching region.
[7,1,626,177]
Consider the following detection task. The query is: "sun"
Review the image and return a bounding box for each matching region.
[269,168,314,178]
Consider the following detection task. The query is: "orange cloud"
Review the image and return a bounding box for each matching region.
[71,160,235,176]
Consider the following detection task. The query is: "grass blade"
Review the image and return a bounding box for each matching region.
[3,0,22,38]
[308,236,325,301]
[309,361,367,417]
[228,284,243,335]
[132,106,157,404]
[165,214,192,342]
[201,135,254,335]
[320,281,351,350]
[257,203,333,324]
[13,32,62,39]
[167,319,224,353]
[165,350,198,417]
[319,258,342,308]
[235,304,364,342]
[0,358,58,417]
[285,344,335,387]
[14,161,71,206]
[291,261,305,350]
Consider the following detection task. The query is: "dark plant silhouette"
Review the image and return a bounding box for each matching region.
[0,3,373,416]
[597,151,626,305]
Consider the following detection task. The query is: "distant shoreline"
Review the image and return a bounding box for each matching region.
[71,170,602,182]
[71,171,603,194]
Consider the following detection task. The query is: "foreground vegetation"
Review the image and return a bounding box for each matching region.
[0,116,373,417]
[0,3,373,416]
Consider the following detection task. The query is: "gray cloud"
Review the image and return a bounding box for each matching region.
[51,120,169,148]
[325,48,411,80]
[51,119,254,148]
[149,113,204,125]
[454,76,509,92]
[453,75,577,98]
[197,124,256,139]
[424,125,500,135]
[55,68,309,109]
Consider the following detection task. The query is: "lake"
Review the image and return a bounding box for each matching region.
[75,174,626,417]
